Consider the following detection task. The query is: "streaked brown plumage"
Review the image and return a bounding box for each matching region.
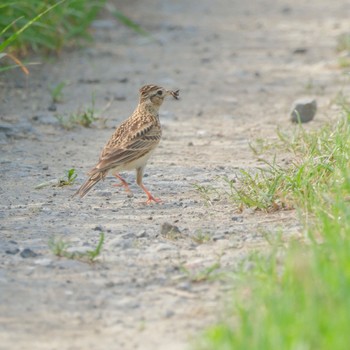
[74,85,179,203]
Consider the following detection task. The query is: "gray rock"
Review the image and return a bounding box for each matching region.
[212,234,226,241]
[161,222,182,238]
[0,121,35,139]
[20,248,39,258]
[5,247,20,255]
[136,230,147,238]
[164,310,175,318]
[109,237,133,249]
[34,258,53,267]
[290,98,317,123]
[177,281,192,291]
[48,104,57,112]
[153,243,177,252]
[232,216,243,222]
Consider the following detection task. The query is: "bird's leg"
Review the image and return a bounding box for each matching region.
[113,173,131,193]
[136,167,161,204]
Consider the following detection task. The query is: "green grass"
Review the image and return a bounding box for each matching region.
[49,232,105,263]
[0,0,106,55]
[336,33,350,69]
[55,96,99,129]
[195,103,350,349]
[337,32,350,53]
[58,168,77,187]
[49,81,66,103]
[180,261,221,283]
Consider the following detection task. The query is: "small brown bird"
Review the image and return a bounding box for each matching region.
[74,84,179,203]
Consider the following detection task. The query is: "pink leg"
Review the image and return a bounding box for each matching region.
[136,167,161,204]
[113,173,131,193]
[140,183,162,204]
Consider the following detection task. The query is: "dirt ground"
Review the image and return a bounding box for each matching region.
[1,0,349,349]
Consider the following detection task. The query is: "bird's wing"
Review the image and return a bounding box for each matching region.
[89,122,161,175]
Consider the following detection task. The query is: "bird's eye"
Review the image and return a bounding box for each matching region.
[157,90,163,96]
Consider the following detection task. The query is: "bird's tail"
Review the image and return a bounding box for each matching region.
[73,171,106,198]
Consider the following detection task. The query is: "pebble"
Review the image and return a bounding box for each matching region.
[48,104,57,112]
[177,281,192,291]
[96,190,112,197]
[212,234,226,241]
[153,243,177,252]
[5,247,20,255]
[136,230,147,238]
[232,216,243,222]
[290,98,317,123]
[161,222,181,236]
[20,248,39,258]
[164,310,175,318]
[109,237,134,249]
[34,258,53,267]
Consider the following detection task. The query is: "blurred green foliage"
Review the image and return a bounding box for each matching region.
[0,0,106,54]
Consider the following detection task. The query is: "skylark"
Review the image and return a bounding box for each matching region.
[74,84,179,203]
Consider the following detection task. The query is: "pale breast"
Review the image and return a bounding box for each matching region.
[107,149,155,174]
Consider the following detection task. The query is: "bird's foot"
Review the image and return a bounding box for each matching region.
[113,174,131,193]
[145,195,162,205]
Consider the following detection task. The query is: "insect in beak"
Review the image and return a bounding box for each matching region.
[167,89,180,100]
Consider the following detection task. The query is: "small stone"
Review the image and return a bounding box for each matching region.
[290,98,317,123]
[109,237,133,249]
[153,243,177,252]
[118,78,128,83]
[232,216,243,222]
[136,230,147,238]
[177,281,192,291]
[95,190,112,197]
[34,258,53,267]
[121,232,134,239]
[5,247,20,255]
[113,94,126,101]
[293,47,308,54]
[161,223,181,236]
[160,223,183,240]
[48,104,57,112]
[93,225,104,231]
[164,310,175,318]
[20,248,39,258]
[212,234,226,241]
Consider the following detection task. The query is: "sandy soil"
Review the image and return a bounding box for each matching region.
[1,0,349,349]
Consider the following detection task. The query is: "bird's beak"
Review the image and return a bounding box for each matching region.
[167,89,180,100]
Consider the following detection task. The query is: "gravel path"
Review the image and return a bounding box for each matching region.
[1,0,349,349]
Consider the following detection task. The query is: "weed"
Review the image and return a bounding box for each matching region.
[193,182,221,206]
[195,102,350,350]
[48,236,69,256]
[58,168,77,187]
[336,32,350,53]
[0,0,106,55]
[336,33,350,69]
[49,232,104,263]
[49,81,66,103]
[192,230,211,244]
[180,261,221,283]
[0,1,65,73]
[338,56,350,68]
[248,137,278,156]
[55,96,99,129]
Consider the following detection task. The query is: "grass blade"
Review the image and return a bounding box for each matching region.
[0,0,66,52]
